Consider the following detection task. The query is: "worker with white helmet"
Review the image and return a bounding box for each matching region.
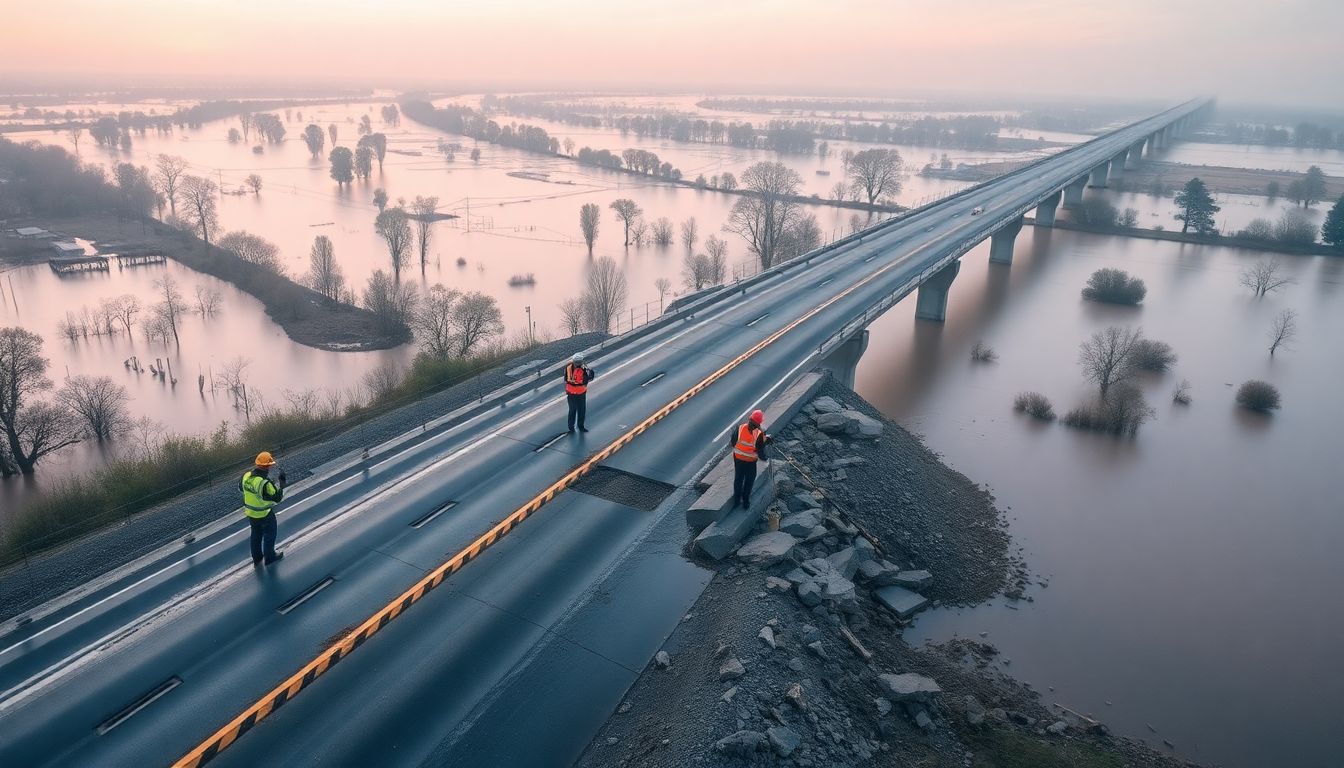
[563,351,596,433]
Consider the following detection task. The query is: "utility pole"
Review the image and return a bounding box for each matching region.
[525,305,532,345]
[465,197,470,232]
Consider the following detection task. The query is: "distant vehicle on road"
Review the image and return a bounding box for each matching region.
[971,206,984,215]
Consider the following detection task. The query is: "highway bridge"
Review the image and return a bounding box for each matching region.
[0,98,1211,767]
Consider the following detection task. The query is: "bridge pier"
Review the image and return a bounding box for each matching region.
[1128,140,1146,169]
[1035,190,1062,227]
[1109,148,1128,180]
[1063,175,1089,207]
[915,260,960,322]
[989,216,1023,264]
[818,329,869,389]
[1088,162,1109,188]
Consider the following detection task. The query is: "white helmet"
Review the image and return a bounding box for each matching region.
[572,352,585,364]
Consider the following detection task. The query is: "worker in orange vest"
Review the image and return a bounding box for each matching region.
[564,352,596,433]
[730,410,770,509]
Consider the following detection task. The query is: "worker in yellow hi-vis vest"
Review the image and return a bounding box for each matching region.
[241,451,287,566]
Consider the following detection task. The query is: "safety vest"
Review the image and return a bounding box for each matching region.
[733,423,759,462]
[240,470,276,519]
[565,364,588,395]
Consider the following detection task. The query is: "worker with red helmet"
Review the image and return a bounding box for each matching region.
[241,451,287,566]
[729,409,770,509]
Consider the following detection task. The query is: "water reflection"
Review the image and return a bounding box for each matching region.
[857,229,1344,768]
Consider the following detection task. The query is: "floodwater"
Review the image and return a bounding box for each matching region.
[854,224,1344,767]
[1165,140,1344,176]
[2,96,1062,511]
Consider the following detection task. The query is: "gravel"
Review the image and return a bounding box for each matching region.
[0,333,604,621]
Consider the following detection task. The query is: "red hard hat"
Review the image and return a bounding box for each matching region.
[750,409,764,425]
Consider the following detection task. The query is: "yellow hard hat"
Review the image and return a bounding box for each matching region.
[255,451,276,467]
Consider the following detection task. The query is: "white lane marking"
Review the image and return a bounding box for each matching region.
[745,313,770,327]
[639,373,665,387]
[0,206,878,672]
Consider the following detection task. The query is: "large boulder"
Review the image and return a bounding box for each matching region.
[779,508,824,537]
[811,396,843,414]
[766,725,801,757]
[894,569,934,590]
[695,506,759,560]
[715,730,768,757]
[782,492,822,513]
[816,410,884,438]
[878,673,942,703]
[826,547,861,580]
[736,531,797,566]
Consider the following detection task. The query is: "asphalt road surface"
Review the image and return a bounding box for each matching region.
[0,98,1205,768]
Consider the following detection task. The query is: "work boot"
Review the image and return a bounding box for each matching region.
[265,552,285,565]
[579,426,589,432]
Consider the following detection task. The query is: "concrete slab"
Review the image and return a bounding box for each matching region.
[873,585,930,619]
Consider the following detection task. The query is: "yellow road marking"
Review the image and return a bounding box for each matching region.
[174,228,947,768]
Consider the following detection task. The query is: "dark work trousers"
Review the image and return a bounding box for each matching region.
[567,392,587,430]
[733,458,758,507]
[249,513,278,563]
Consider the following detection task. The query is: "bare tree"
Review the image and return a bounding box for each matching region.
[375,207,412,279]
[328,123,338,145]
[412,285,462,357]
[178,174,219,245]
[724,161,802,268]
[609,199,643,245]
[67,125,84,154]
[654,278,672,311]
[1269,309,1297,355]
[831,181,848,201]
[705,235,728,283]
[680,217,699,255]
[579,203,601,255]
[304,235,345,303]
[629,218,649,246]
[245,174,263,195]
[59,375,131,440]
[558,298,584,337]
[1078,326,1143,396]
[153,154,189,216]
[582,257,629,333]
[218,231,284,274]
[194,285,222,316]
[683,253,713,290]
[846,148,904,205]
[239,113,253,143]
[362,270,419,332]
[652,217,674,246]
[410,195,439,270]
[0,328,82,475]
[153,275,187,345]
[449,292,504,356]
[563,137,575,156]
[111,294,140,337]
[1239,258,1293,297]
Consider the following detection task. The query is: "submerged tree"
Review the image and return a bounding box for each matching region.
[329,147,354,187]
[609,199,643,245]
[302,124,325,159]
[1078,325,1143,396]
[1323,195,1344,250]
[410,195,439,270]
[1174,177,1219,235]
[375,207,412,279]
[58,375,131,440]
[1300,165,1327,208]
[579,203,601,255]
[1268,309,1297,355]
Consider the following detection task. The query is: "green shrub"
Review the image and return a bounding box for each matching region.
[1236,380,1280,412]
[1081,268,1146,305]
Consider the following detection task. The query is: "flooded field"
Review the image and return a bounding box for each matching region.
[855,226,1343,768]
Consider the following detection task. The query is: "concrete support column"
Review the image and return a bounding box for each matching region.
[989,216,1024,264]
[1128,140,1146,169]
[1149,130,1163,153]
[818,329,869,389]
[1088,162,1110,188]
[1109,149,1128,180]
[915,260,960,322]
[1035,190,1062,227]
[1063,175,1088,207]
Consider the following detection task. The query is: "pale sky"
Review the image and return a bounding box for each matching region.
[3,0,1339,106]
